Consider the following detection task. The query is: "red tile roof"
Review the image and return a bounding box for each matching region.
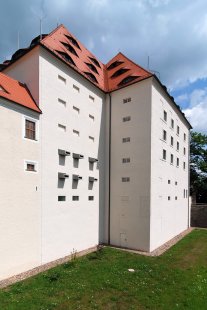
[40,25,152,92]
[0,73,41,113]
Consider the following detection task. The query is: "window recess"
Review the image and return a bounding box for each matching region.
[58,172,69,179]
[58,149,70,156]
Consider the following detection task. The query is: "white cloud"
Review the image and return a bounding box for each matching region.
[184,88,207,133]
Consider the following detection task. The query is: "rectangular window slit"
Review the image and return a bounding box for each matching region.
[58,75,66,83]
[58,196,66,201]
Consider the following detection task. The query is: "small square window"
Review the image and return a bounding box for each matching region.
[164,110,167,122]
[168,196,171,200]
[58,98,66,106]
[123,116,131,122]
[73,129,79,136]
[58,124,66,132]
[88,196,94,201]
[163,149,166,160]
[122,177,130,182]
[73,106,80,113]
[58,75,66,83]
[122,137,130,143]
[89,136,94,142]
[175,196,177,200]
[123,97,131,103]
[25,161,37,173]
[89,95,95,102]
[175,181,178,185]
[122,158,130,163]
[89,114,95,121]
[72,196,79,201]
[58,196,66,201]
[73,84,80,92]
[25,120,36,140]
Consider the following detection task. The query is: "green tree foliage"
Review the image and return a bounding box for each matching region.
[190,132,207,202]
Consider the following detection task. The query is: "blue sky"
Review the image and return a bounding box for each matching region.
[0,0,206,133]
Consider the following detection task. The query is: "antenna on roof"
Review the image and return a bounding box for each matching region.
[17,31,20,50]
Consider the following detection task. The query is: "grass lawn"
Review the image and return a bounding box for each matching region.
[0,229,207,310]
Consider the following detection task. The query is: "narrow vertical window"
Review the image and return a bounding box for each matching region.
[171,136,174,146]
[177,125,180,135]
[171,119,174,129]
[25,120,36,140]
[163,149,167,160]
[163,130,167,141]
[163,110,167,122]
[170,154,174,165]
[177,158,179,167]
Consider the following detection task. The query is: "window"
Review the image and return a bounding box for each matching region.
[171,136,174,147]
[25,120,36,140]
[58,98,66,106]
[24,160,37,173]
[89,114,95,121]
[171,119,174,129]
[175,196,177,200]
[73,129,79,136]
[73,106,80,113]
[89,136,94,142]
[122,158,130,163]
[72,196,79,201]
[88,196,94,201]
[184,133,186,141]
[176,158,179,167]
[183,162,186,170]
[168,179,171,184]
[176,141,179,151]
[73,84,80,92]
[58,196,66,201]
[58,75,66,83]
[123,116,131,122]
[177,125,180,135]
[58,124,66,132]
[168,196,171,200]
[170,154,174,165]
[89,95,95,102]
[163,149,166,160]
[122,177,130,182]
[123,97,131,104]
[122,137,130,143]
[184,147,186,155]
[163,130,167,141]
[175,181,178,185]
[164,110,167,122]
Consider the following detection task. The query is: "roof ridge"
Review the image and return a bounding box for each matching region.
[117,52,153,76]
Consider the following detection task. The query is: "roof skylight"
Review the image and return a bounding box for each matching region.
[88,57,101,68]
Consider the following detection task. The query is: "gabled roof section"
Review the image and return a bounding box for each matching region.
[40,25,106,90]
[106,53,153,92]
[0,73,41,113]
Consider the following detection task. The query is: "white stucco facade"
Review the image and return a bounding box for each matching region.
[0,38,191,280]
[0,98,40,280]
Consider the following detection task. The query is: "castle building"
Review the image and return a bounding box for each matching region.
[0,25,191,281]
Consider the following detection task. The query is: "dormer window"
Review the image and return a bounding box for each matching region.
[107,61,124,70]
[61,42,79,57]
[0,84,8,93]
[84,72,98,83]
[85,62,99,74]
[64,34,81,50]
[88,56,101,68]
[111,68,129,78]
[118,75,139,86]
[56,50,76,66]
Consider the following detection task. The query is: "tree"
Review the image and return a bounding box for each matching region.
[190,132,207,203]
